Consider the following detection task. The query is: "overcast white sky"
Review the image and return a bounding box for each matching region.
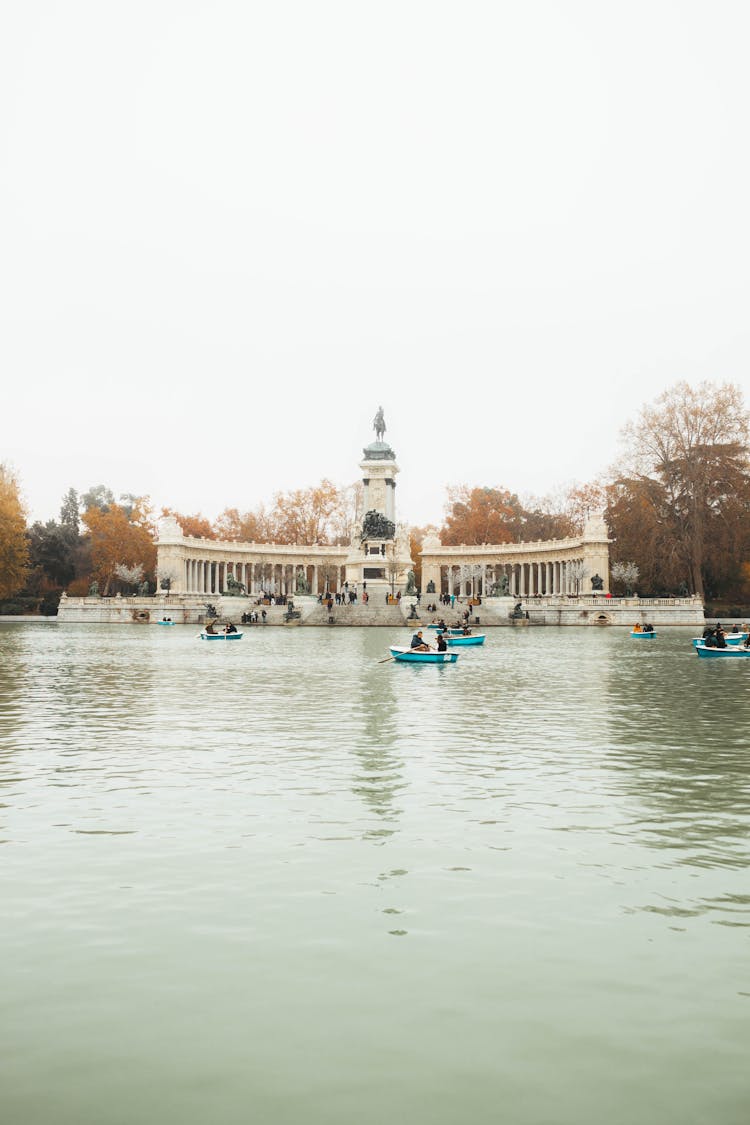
[2,1,750,527]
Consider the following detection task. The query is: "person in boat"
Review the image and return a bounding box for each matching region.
[643,623,653,633]
[715,625,727,648]
[704,629,717,647]
[225,622,237,634]
[410,629,430,651]
[436,632,447,652]
[462,624,472,635]
[701,625,714,639]
[205,621,217,634]
[633,623,641,633]
[439,618,447,631]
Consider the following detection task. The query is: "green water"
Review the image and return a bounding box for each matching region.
[0,622,748,1125]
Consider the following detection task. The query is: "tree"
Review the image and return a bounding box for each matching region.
[81,484,115,512]
[618,381,750,599]
[60,488,80,536]
[83,500,156,595]
[27,520,77,587]
[563,481,609,534]
[318,555,341,594]
[213,507,269,542]
[0,465,29,599]
[385,542,401,596]
[611,561,640,596]
[114,563,145,592]
[270,479,348,545]
[567,560,589,596]
[441,486,519,545]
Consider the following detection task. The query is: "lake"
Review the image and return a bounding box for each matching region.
[1,622,748,1125]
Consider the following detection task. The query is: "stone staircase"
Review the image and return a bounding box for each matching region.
[303,601,408,627]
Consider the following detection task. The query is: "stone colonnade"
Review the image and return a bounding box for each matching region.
[420,516,611,599]
[155,518,352,598]
[181,557,350,597]
[436,558,592,597]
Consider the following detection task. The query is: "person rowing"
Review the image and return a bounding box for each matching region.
[410,629,431,652]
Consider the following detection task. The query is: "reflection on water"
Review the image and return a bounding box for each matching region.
[1,622,749,1125]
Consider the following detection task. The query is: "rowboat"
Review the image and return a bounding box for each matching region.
[157,620,176,626]
[389,646,458,664]
[446,633,486,646]
[199,631,244,641]
[692,634,748,647]
[695,644,750,658]
[631,630,656,638]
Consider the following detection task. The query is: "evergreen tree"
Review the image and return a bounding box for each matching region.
[60,488,80,537]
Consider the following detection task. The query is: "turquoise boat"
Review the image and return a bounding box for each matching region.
[446,634,486,646]
[157,620,176,626]
[692,634,748,647]
[695,644,750,659]
[389,646,458,664]
[199,631,244,641]
[631,631,656,638]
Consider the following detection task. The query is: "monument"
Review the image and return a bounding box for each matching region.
[343,408,413,594]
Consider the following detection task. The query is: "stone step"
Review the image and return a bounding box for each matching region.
[304,603,407,627]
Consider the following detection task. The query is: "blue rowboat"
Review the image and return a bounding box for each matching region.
[157,620,176,626]
[631,631,656,638]
[446,634,486,646]
[693,634,748,647]
[200,631,243,641]
[427,623,446,630]
[389,646,458,664]
[696,644,750,658]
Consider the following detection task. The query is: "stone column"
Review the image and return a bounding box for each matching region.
[312,565,318,596]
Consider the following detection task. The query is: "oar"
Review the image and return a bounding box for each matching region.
[377,654,396,663]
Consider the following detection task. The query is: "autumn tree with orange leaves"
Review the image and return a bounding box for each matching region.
[83,498,156,595]
[213,506,272,543]
[441,486,521,545]
[0,464,29,599]
[268,479,351,545]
